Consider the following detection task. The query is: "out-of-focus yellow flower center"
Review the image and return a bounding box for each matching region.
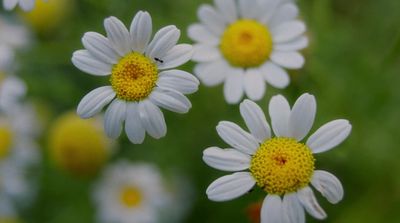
[220,20,273,68]
[250,137,315,195]
[20,0,72,32]
[0,126,13,159]
[48,113,111,177]
[120,186,143,208]
[110,52,158,101]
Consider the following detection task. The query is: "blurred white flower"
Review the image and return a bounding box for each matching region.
[72,11,198,144]
[0,75,26,112]
[188,0,308,104]
[203,93,352,223]
[2,0,45,11]
[94,161,189,223]
[0,16,30,72]
[0,103,41,209]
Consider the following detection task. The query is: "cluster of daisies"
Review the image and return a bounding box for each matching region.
[0,14,41,221]
[1,0,352,222]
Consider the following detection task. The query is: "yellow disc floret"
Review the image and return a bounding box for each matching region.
[20,0,73,33]
[250,138,315,195]
[110,52,158,101]
[220,20,273,68]
[120,186,143,208]
[0,125,13,159]
[48,112,111,177]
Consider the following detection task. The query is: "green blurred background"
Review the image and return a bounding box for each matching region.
[5,0,400,222]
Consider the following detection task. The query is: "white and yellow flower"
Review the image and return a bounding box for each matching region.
[203,93,351,222]
[48,112,112,177]
[93,161,171,223]
[3,0,45,11]
[0,103,40,208]
[189,0,308,104]
[72,11,198,144]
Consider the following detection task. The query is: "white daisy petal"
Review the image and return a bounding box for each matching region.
[297,186,327,220]
[283,193,305,223]
[71,50,112,76]
[258,0,281,24]
[195,60,230,87]
[146,25,180,59]
[198,4,226,36]
[82,32,119,64]
[19,0,34,11]
[269,94,291,137]
[274,36,309,52]
[149,88,192,114]
[77,86,116,119]
[260,62,290,89]
[238,0,260,19]
[270,51,305,69]
[261,195,284,223]
[214,0,237,23]
[289,93,316,141]
[239,99,271,142]
[203,147,251,171]
[157,44,193,70]
[206,172,255,202]
[104,99,127,139]
[3,0,19,10]
[138,100,167,139]
[187,24,219,45]
[157,70,199,94]
[224,71,244,104]
[216,121,259,155]
[192,44,221,63]
[244,69,265,101]
[125,102,146,144]
[130,11,152,53]
[272,20,306,43]
[311,170,344,204]
[104,16,131,57]
[269,3,299,28]
[306,119,352,154]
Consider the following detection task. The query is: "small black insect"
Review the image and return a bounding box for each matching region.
[154,57,164,63]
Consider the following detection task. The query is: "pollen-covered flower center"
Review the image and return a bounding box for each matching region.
[0,126,13,159]
[120,186,142,208]
[48,113,110,176]
[220,20,273,68]
[250,137,315,195]
[110,52,158,101]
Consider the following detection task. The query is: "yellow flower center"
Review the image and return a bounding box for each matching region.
[250,137,315,195]
[0,126,13,159]
[220,20,273,68]
[20,0,72,33]
[110,52,158,101]
[120,186,143,208]
[48,113,111,177]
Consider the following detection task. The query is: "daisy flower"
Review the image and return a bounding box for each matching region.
[2,0,45,11]
[189,0,308,104]
[48,112,113,177]
[0,103,41,208]
[72,11,198,144]
[203,93,352,222]
[93,161,173,223]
